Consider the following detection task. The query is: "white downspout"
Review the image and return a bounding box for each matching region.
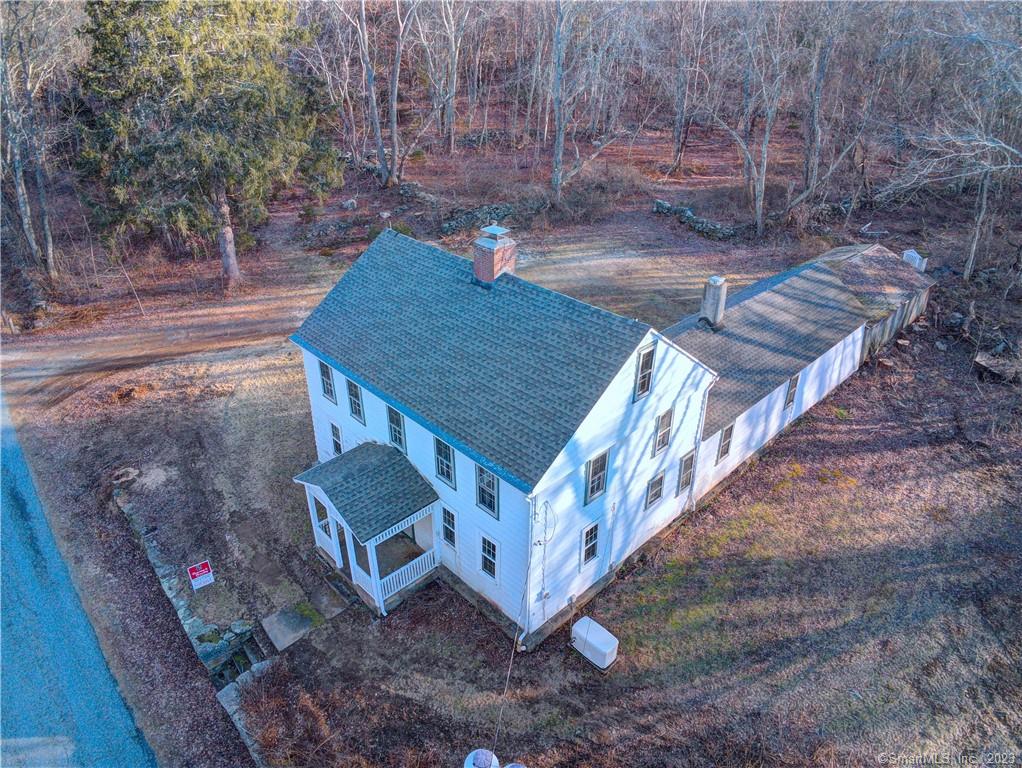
[521,493,536,643]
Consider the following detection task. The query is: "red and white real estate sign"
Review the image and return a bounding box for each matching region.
[187,560,214,590]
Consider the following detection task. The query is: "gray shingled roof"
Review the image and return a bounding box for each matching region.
[665,262,870,439]
[293,229,651,490]
[814,244,935,321]
[294,443,439,544]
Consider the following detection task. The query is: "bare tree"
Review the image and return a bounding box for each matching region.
[1,1,80,277]
[549,0,627,203]
[703,4,792,236]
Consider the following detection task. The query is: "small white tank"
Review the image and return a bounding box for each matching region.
[571,616,618,670]
[465,749,499,768]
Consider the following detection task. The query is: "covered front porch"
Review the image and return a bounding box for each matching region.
[295,442,440,615]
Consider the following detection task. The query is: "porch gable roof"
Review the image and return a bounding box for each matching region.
[294,442,439,545]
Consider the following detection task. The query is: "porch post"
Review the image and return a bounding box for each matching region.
[304,487,319,534]
[342,521,358,570]
[367,541,388,616]
[327,517,344,568]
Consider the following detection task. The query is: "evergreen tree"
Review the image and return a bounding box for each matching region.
[79,0,338,288]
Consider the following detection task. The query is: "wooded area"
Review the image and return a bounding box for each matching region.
[2,1,1020,297]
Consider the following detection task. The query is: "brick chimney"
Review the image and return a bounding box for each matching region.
[700,275,727,328]
[473,224,516,285]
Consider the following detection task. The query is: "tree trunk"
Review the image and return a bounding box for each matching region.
[963,170,990,283]
[802,36,832,199]
[445,39,458,154]
[741,62,755,206]
[214,187,241,288]
[754,102,778,238]
[550,0,567,203]
[387,27,404,186]
[666,57,688,176]
[10,138,43,267]
[17,37,56,277]
[358,0,390,184]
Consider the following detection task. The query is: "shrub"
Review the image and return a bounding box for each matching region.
[240,661,342,767]
[368,222,414,241]
[555,163,649,224]
[298,204,322,225]
[235,230,257,254]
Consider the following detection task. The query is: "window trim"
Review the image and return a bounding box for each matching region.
[434,438,457,489]
[319,361,336,403]
[584,448,610,505]
[581,523,599,566]
[475,464,499,519]
[716,423,735,464]
[387,406,406,452]
[652,407,674,456]
[480,535,497,580]
[784,373,799,410]
[330,423,343,455]
[677,450,695,496]
[633,345,656,401]
[441,507,456,549]
[346,379,365,424]
[645,471,666,509]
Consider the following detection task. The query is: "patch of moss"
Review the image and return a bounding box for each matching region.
[294,601,324,628]
[817,468,857,489]
[196,628,222,644]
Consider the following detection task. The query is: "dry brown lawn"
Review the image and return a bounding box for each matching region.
[4,131,1020,767]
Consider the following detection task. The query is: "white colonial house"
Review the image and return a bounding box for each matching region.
[292,227,931,647]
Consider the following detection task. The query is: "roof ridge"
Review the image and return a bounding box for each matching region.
[385,229,652,331]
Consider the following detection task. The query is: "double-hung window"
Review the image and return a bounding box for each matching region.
[634,346,655,400]
[434,438,456,488]
[645,471,665,509]
[481,536,497,579]
[582,523,599,565]
[330,423,343,455]
[784,374,799,410]
[476,465,499,518]
[717,423,735,463]
[319,361,336,403]
[653,407,674,456]
[387,406,406,452]
[584,449,609,504]
[442,508,456,548]
[678,450,695,494]
[347,380,365,424]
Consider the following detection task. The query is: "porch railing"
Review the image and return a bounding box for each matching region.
[313,518,333,554]
[380,548,437,600]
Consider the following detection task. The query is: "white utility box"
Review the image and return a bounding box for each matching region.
[571,616,618,670]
